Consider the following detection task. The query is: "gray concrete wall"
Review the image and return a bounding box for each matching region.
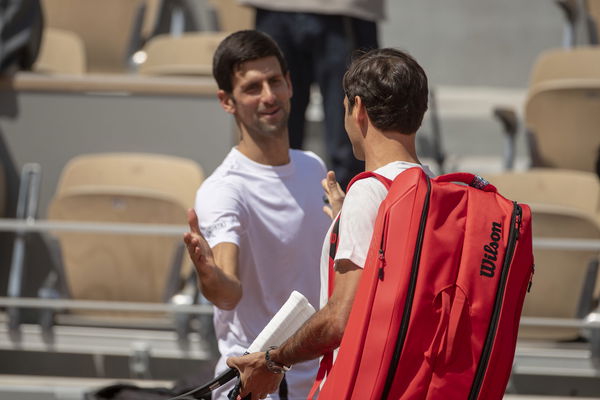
[381,0,565,88]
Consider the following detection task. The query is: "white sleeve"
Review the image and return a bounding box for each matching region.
[335,178,388,269]
[194,179,246,248]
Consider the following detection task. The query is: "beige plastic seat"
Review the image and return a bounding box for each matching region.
[525,48,600,173]
[33,28,86,74]
[47,153,204,309]
[208,0,255,31]
[138,32,228,76]
[520,204,600,340]
[53,152,203,203]
[528,47,600,86]
[140,0,163,43]
[487,168,600,215]
[488,169,600,340]
[41,0,151,73]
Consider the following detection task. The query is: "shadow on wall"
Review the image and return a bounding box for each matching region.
[0,81,56,321]
[0,78,21,297]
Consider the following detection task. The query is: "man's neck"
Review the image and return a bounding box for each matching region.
[237,134,291,166]
[364,130,420,171]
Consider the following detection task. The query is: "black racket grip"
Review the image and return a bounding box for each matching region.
[189,368,238,399]
[227,379,251,400]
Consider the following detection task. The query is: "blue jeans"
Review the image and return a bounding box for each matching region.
[255,9,379,189]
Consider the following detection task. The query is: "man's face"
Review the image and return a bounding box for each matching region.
[221,56,292,139]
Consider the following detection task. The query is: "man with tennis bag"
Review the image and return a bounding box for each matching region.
[228,47,534,400]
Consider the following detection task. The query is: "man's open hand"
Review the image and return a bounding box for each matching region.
[322,170,345,219]
[183,208,216,277]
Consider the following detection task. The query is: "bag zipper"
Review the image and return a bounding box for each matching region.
[378,212,392,281]
[468,202,522,400]
[380,177,432,399]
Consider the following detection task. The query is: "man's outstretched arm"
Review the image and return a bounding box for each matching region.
[183,208,242,310]
[227,259,362,400]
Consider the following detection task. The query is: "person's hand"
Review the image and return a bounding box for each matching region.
[227,352,283,400]
[183,208,215,276]
[322,170,345,219]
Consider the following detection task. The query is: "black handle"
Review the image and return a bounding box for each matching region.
[227,380,251,400]
[187,367,238,399]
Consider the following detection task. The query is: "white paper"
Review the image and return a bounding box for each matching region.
[247,290,316,353]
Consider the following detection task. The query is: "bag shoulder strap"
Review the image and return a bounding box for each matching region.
[309,171,394,398]
[327,215,341,296]
[346,171,392,191]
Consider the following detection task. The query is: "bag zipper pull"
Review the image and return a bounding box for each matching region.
[378,249,385,280]
[514,205,522,240]
[528,263,535,293]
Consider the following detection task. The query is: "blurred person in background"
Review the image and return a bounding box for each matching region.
[0,0,43,75]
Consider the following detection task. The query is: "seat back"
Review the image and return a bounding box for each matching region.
[207,0,254,31]
[138,32,228,76]
[524,204,600,340]
[486,168,600,215]
[525,79,600,172]
[48,153,204,305]
[140,0,163,42]
[34,28,86,74]
[528,47,600,86]
[41,0,148,73]
[488,170,600,340]
[54,152,203,208]
[525,48,600,172]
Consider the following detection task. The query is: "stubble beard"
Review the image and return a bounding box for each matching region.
[253,107,289,139]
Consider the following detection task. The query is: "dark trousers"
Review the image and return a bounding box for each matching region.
[255,9,379,189]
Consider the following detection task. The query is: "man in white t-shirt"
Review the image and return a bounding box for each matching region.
[183,30,330,400]
[226,48,432,399]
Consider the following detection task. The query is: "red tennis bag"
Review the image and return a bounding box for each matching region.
[316,167,534,400]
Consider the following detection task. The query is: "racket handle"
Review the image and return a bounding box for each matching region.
[213,368,238,388]
[227,380,251,400]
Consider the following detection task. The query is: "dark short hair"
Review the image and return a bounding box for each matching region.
[343,48,428,134]
[212,30,288,93]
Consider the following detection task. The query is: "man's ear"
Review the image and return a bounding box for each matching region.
[218,90,236,114]
[354,96,369,134]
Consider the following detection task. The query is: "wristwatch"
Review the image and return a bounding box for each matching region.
[265,346,291,374]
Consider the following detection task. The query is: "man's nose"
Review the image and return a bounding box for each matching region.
[261,83,276,103]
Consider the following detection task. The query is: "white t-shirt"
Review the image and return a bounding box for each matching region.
[319,161,435,308]
[196,147,330,400]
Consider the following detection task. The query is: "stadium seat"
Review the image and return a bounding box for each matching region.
[487,169,600,340]
[40,0,154,73]
[207,0,255,32]
[528,47,600,86]
[46,153,204,313]
[137,32,228,76]
[33,28,86,74]
[488,168,600,216]
[524,47,600,173]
